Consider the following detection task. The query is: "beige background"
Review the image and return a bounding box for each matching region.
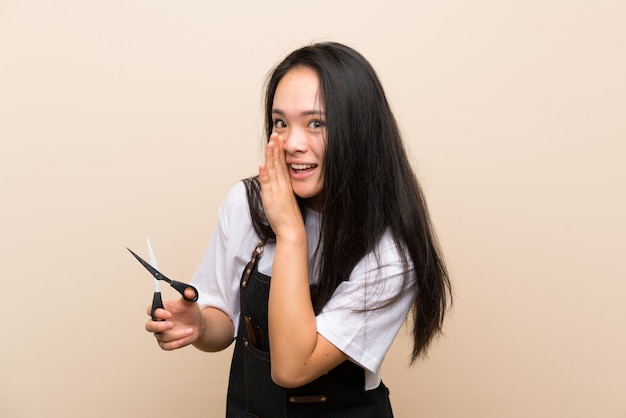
[1,0,625,417]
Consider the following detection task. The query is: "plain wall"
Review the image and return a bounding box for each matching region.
[1,1,624,417]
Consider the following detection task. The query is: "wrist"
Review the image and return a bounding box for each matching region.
[275,224,307,245]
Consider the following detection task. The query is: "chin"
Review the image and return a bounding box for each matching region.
[295,192,323,211]
[294,188,320,200]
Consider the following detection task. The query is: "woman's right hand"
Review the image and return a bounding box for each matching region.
[145,287,203,351]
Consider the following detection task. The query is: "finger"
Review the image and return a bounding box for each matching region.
[272,135,285,175]
[275,136,290,179]
[156,329,194,351]
[268,135,289,186]
[259,164,268,184]
[146,306,171,320]
[260,133,274,177]
[183,287,197,302]
[261,139,279,190]
[155,327,193,343]
[265,135,276,171]
[145,319,173,334]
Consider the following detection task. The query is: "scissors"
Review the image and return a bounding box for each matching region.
[127,238,199,321]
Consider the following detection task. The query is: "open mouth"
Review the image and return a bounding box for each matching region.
[290,163,317,174]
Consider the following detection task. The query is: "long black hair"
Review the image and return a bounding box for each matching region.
[244,42,451,363]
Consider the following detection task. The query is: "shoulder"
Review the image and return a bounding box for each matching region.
[218,181,250,219]
[222,181,248,209]
[213,181,254,240]
[352,230,413,281]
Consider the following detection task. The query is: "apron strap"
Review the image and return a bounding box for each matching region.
[241,241,264,288]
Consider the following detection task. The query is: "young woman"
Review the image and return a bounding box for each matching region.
[145,42,452,417]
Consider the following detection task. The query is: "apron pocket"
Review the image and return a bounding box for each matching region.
[243,337,286,417]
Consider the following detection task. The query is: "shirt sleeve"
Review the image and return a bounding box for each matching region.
[315,232,416,376]
[190,182,258,336]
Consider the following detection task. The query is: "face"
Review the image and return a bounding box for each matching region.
[271,67,326,210]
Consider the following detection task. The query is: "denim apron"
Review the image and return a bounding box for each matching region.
[226,243,394,417]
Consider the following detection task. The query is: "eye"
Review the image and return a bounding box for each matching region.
[308,120,325,129]
[273,119,287,129]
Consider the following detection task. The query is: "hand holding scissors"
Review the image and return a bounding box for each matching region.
[127,238,198,321]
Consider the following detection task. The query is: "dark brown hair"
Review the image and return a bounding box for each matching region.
[245,42,452,363]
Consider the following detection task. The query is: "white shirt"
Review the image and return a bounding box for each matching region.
[191,181,416,390]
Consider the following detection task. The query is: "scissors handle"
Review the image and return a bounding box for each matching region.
[151,291,164,321]
[150,285,195,322]
[128,247,199,303]
[169,280,199,302]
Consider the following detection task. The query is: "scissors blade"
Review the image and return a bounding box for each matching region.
[146,237,160,292]
[126,247,172,284]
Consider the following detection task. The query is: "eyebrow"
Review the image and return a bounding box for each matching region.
[272,109,325,117]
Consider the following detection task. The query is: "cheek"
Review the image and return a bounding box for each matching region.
[315,138,327,159]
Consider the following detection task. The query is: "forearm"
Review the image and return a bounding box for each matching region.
[268,227,319,382]
[260,135,346,387]
[192,306,235,352]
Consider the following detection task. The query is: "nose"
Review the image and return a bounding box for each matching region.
[283,127,307,154]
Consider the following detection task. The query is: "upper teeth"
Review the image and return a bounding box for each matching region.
[291,164,314,170]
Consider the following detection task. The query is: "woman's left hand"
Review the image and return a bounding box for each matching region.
[258,133,304,238]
